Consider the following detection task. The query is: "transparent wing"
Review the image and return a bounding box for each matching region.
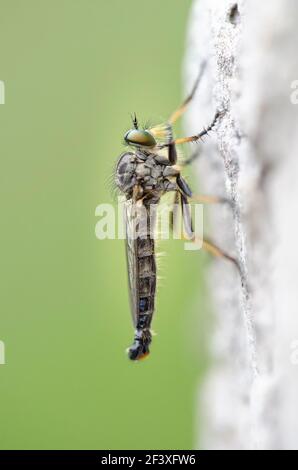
[124,199,139,327]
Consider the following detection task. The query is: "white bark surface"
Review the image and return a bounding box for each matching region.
[184,0,298,450]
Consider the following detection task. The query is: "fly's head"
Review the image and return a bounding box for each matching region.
[127,328,152,361]
[124,113,156,149]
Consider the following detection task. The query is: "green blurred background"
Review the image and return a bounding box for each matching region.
[0,0,210,449]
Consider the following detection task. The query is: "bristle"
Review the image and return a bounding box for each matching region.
[150,122,171,140]
[142,119,153,130]
[105,168,120,201]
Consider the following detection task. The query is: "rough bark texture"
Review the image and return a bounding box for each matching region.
[184,0,298,450]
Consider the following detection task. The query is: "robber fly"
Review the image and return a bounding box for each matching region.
[115,68,237,361]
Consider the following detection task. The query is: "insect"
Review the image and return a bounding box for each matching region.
[115,67,238,361]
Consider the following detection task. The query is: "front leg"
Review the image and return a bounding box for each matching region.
[174,110,223,145]
[167,141,177,165]
[160,110,223,150]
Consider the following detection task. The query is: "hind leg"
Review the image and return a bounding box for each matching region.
[169,190,239,271]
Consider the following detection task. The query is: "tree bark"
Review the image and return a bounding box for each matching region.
[184,0,298,450]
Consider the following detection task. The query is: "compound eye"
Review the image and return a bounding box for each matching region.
[124,129,156,148]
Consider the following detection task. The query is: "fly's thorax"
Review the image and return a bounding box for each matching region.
[115,150,179,196]
[115,152,137,194]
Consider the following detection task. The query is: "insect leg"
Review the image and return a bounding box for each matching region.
[168,62,207,125]
[169,190,180,234]
[173,110,222,146]
[180,192,194,239]
[181,148,201,167]
[190,194,231,206]
[167,141,177,165]
[176,174,192,197]
[179,192,240,270]
[176,172,231,206]
[200,237,240,271]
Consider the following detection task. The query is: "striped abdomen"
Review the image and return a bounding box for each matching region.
[126,199,158,360]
